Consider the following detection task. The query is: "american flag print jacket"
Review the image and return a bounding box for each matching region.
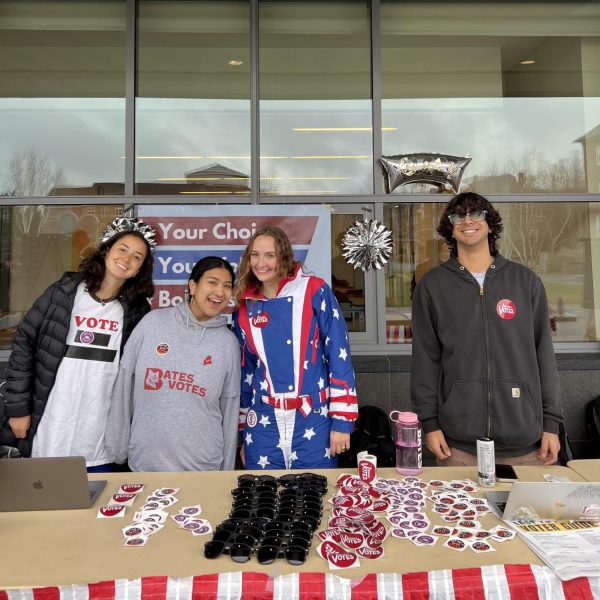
[233,265,358,434]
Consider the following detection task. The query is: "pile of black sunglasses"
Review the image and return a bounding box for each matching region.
[204,473,328,565]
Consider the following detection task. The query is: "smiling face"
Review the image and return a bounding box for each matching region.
[188,267,233,321]
[452,213,490,254]
[104,234,148,285]
[249,235,281,292]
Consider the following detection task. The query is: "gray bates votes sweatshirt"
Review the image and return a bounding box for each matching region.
[105,300,241,471]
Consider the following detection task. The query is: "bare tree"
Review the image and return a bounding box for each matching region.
[6,148,65,197]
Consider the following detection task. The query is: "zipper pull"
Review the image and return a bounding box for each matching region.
[480,286,484,296]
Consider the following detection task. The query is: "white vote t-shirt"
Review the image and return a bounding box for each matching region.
[32,283,124,466]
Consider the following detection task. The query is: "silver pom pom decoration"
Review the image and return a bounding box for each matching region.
[342,219,393,271]
[101,217,157,249]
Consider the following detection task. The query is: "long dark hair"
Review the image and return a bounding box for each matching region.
[234,226,300,303]
[437,192,504,257]
[79,231,155,303]
[188,256,235,290]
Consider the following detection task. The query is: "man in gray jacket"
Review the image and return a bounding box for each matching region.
[411,192,563,466]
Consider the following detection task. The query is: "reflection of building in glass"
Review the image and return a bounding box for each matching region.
[50,163,251,196]
[183,163,250,195]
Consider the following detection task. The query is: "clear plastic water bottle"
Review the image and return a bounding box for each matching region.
[390,411,422,475]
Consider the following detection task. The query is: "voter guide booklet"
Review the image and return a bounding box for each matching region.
[508,519,600,581]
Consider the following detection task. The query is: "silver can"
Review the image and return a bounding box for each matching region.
[477,437,496,487]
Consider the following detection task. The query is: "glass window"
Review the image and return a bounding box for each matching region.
[259,2,372,195]
[136,1,251,196]
[380,2,600,194]
[384,201,600,344]
[0,1,126,197]
[332,212,366,333]
[0,205,125,350]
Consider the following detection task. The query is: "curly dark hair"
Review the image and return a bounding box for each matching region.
[234,226,300,304]
[437,192,503,257]
[79,231,155,303]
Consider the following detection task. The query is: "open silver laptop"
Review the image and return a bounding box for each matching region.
[486,481,600,521]
[0,456,107,512]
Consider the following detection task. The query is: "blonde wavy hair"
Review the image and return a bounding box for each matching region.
[234,226,300,304]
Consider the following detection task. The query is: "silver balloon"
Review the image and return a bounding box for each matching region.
[380,153,471,194]
[342,219,393,271]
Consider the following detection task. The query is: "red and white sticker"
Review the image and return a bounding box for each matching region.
[356,546,384,560]
[110,493,137,507]
[119,483,145,494]
[496,299,517,320]
[413,534,438,547]
[444,537,468,552]
[316,540,346,560]
[97,505,126,519]
[124,535,148,547]
[357,453,377,484]
[154,487,180,496]
[470,540,496,553]
[318,529,343,543]
[180,505,202,516]
[340,532,364,550]
[327,551,360,570]
[491,526,516,541]
[251,312,270,328]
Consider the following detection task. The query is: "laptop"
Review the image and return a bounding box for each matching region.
[0,456,107,512]
[486,481,600,521]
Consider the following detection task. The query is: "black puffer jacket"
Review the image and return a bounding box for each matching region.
[2,272,150,456]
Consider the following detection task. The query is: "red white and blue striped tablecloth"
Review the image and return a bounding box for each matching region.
[1,565,599,600]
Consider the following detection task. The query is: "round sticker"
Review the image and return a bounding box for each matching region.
[246,409,257,428]
[251,312,270,328]
[156,343,169,355]
[80,331,94,344]
[496,299,517,320]
[472,541,492,552]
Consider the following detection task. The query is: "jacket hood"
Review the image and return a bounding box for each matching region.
[175,299,229,330]
[441,254,509,278]
[58,271,83,293]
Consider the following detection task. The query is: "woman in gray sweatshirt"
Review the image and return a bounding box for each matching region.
[105,257,240,471]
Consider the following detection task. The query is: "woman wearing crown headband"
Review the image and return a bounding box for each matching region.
[2,218,156,471]
[233,226,358,470]
[105,256,240,471]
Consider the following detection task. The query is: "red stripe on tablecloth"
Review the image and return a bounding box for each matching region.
[402,571,430,599]
[504,564,539,600]
[350,573,378,598]
[299,572,326,599]
[89,580,117,600]
[32,588,60,600]
[141,576,168,598]
[452,567,486,600]
[192,573,219,599]
[242,573,272,599]
[562,577,595,600]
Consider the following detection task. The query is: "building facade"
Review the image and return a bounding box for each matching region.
[1,0,599,457]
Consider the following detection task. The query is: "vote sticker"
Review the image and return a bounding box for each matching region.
[246,410,257,428]
[496,299,517,320]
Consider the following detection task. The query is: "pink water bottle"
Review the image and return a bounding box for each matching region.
[390,411,422,475]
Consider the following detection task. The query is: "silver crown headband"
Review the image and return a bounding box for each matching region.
[101,217,157,250]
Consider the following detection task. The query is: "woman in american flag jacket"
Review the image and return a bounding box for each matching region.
[232,226,358,470]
